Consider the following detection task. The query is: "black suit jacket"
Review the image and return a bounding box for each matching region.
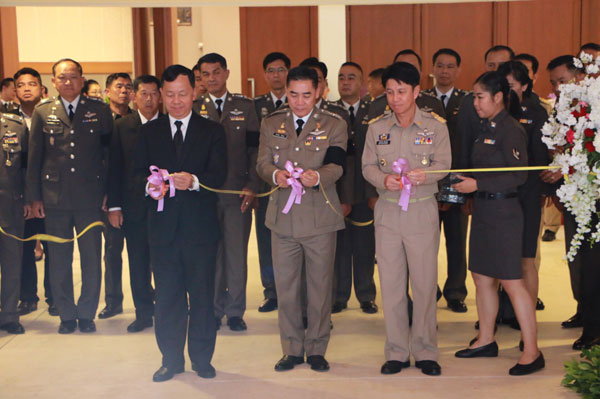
[108,111,161,222]
[133,112,227,245]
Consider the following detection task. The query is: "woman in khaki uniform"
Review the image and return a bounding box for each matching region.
[362,62,451,376]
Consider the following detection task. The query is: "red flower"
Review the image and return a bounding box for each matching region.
[585,141,596,153]
[566,129,575,144]
[569,166,575,175]
[584,128,595,138]
[572,103,590,119]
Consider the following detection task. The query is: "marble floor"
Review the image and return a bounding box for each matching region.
[0,224,583,399]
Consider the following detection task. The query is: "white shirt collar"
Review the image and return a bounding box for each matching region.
[270,92,286,105]
[209,92,228,107]
[61,95,80,114]
[435,87,454,104]
[292,110,313,131]
[138,109,159,125]
[168,111,193,139]
[341,99,360,115]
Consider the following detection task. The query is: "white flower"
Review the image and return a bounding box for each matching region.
[574,57,584,69]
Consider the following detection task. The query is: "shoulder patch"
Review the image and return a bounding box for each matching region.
[429,112,446,124]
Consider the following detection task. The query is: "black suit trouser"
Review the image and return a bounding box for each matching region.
[152,238,217,369]
[20,217,52,304]
[44,208,102,321]
[255,195,276,300]
[0,220,24,324]
[439,204,468,301]
[580,239,600,336]
[332,201,376,304]
[102,212,125,308]
[564,211,582,312]
[122,217,154,320]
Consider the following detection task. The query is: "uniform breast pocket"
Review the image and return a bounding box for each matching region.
[376,149,396,174]
[411,139,435,168]
[271,142,290,166]
[41,170,61,206]
[2,133,22,158]
[303,139,328,169]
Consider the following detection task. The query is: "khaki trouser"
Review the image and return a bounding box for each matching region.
[375,198,439,362]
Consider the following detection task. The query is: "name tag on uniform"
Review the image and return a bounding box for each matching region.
[415,137,433,145]
[484,139,496,145]
[377,133,390,145]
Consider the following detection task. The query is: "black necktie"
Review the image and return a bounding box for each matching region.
[348,105,355,127]
[275,99,282,109]
[296,119,304,136]
[174,120,183,161]
[215,99,223,117]
[68,104,75,121]
[440,94,447,110]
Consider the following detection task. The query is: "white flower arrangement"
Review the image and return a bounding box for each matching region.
[542,52,600,260]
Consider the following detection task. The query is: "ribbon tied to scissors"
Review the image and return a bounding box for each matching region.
[147,165,175,212]
[282,160,305,214]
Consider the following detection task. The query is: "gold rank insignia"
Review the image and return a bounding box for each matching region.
[200,103,208,116]
[430,112,446,124]
[380,158,387,167]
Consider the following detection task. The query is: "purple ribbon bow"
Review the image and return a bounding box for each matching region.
[147,165,176,212]
[282,160,305,214]
[392,158,412,211]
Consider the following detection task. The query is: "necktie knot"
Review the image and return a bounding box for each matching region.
[296,119,304,136]
[275,99,283,109]
[348,105,355,115]
[174,120,183,130]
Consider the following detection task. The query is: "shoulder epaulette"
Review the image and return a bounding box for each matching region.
[420,90,437,99]
[1,112,23,124]
[265,108,288,119]
[540,97,552,105]
[233,93,252,101]
[254,93,268,101]
[320,109,343,120]
[368,114,386,125]
[35,97,54,108]
[85,96,105,103]
[429,111,446,124]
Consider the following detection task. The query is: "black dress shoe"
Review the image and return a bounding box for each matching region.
[274,355,304,371]
[572,335,600,350]
[415,360,441,376]
[192,363,216,378]
[58,320,77,334]
[562,313,583,329]
[455,341,498,358]
[381,360,410,374]
[509,352,545,376]
[227,316,247,331]
[258,298,278,313]
[536,298,545,311]
[307,355,329,372]
[127,318,153,333]
[541,229,556,242]
[152,365,184,382]
[97,304,123,319]
[18,301,37,316]
[447,299,468,313]
[78,319,96,333]
[331,302,347,314]
[0,322,25,334]
[360,301,378,314]
[48,304,59,316]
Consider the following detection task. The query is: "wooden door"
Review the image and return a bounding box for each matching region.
[240,6,318,97]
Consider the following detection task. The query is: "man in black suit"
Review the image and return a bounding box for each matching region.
[27,58,113,334]
[133,65,227,382]
[107,75,161,332]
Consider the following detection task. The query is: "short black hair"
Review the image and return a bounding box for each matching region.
[432,48,461,67]
[484,45,515,61]
[474,70,520,118]
[286,66,318,89]
[368,68,385,79]
[497,61,533,99]
[547,55,582,73]
[382,62,421,88]
[133,75,161,92]
[14,67,42,86]
[161,64,195,88]
[197,53,227,70]
[514,53,539,74]
[52,58,83,77]
[192,64,200,72]
[1,77,14,88]
[82,79,99,96]
[263,52,291,70]
[340,61,363,74]
[580,42,600,52]
[299,57,328,79]
[41,85,48,94]
[393,49,422,70]
[105,72,132,88]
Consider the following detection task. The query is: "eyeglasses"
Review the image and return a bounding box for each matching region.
[266,67,287,74]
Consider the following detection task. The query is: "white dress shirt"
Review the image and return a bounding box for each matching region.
[61,95,80,116]
[434,87,454,108]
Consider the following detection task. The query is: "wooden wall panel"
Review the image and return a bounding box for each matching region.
[506,0,581,97]
[132,8,152,76]
[152,8,177,78]
[421,3,493,90]
[347,5,416,82]
[240,6,318,97]
[581,0,600,45]
[0,7,19,79]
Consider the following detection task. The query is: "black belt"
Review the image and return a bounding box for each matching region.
[474,191,518,200]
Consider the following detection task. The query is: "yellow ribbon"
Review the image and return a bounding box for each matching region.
[423,165,562,174]
[0,221,104,243]
[196,182,280,197]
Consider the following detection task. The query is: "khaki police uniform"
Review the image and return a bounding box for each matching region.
[193,92,260,322]
[0,113,27,326]
[257,107,347,357]
[362,108,450,362]
[26,95,112,322]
